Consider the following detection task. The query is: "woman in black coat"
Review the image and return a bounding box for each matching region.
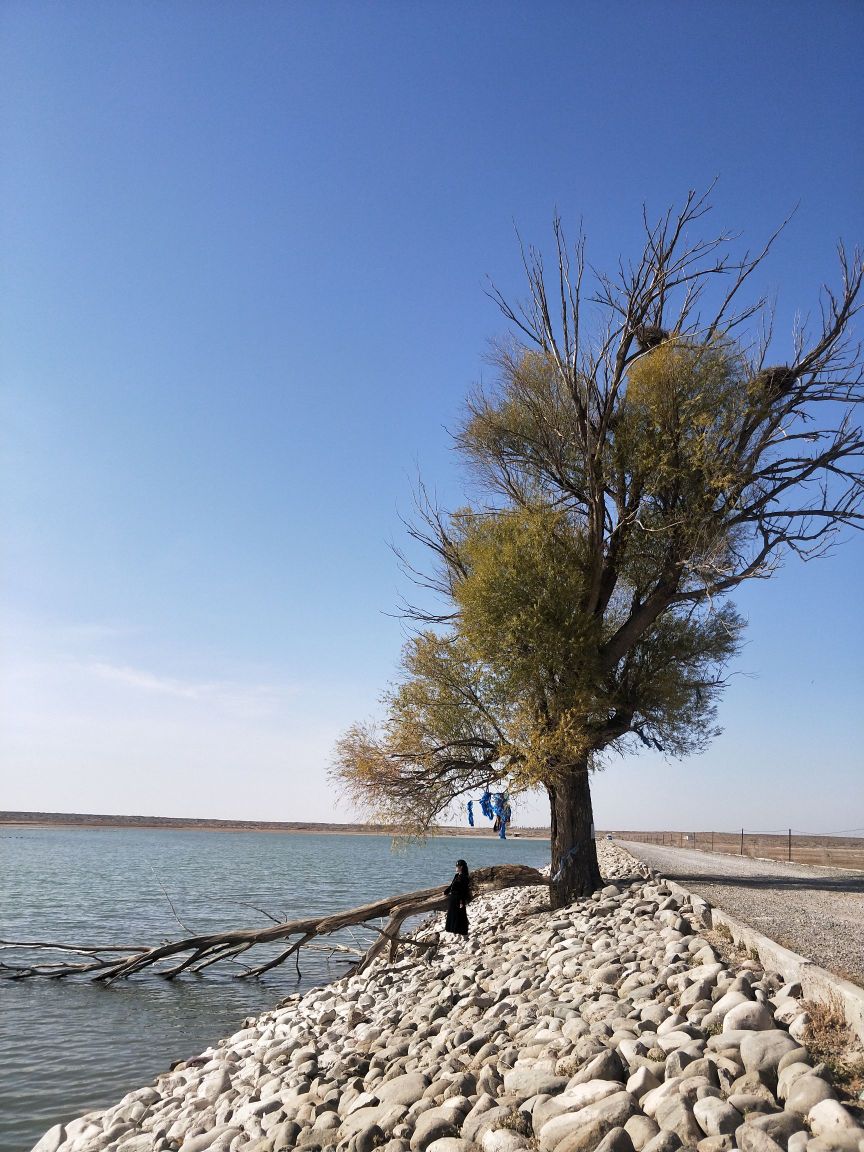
[444,859,471,936]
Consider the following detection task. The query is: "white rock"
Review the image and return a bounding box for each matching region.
[655,1029,696,1052]
[378,1073,432,1107]
[115,1137,154,1152]
[656,1014,687,1035]
[640,1078,682,1120]
[410,1107,464,1151]
[482,1131,530,1152]
[772,998,802,1025]
[776,981,803,1000]
[785,1074,835,1114]
[778,1061,815,1099]
[347,1092,383,1116]
[536,1079,623,1124]
[198,1068,232,1102]
[688,962,724,984]
[788,1012,810,1041]
[808,1099,863,1136]
[722,1001,775,1032]
[693,1097,742,1137]
[29,1124,66,1152]
[538,1092,637,1150]
[180,1126,243,1152]
[503,1068,568,1097]
[626,1067,660,1101]
[712,990,751,1017]
[428,1141,483,1152]
[739,1029,800,1073]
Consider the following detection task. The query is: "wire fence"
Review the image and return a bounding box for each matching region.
[607,828,864,870]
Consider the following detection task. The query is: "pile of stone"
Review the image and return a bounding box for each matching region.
[31,845,863,1152]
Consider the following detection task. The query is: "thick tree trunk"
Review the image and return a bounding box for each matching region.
[547,761,602,907]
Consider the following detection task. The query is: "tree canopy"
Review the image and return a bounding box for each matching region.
[334,191,863,905]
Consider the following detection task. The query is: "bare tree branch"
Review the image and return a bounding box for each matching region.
[0,865,546,982]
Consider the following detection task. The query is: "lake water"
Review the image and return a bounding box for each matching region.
[0,826,550,1152]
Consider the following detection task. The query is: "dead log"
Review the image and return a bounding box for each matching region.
[0,863,546,983]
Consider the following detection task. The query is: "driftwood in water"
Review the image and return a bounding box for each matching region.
[0,863,546,983]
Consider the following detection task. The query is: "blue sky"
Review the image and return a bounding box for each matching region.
[2,1,862,833]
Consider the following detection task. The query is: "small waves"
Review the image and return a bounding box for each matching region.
[0,826,550,1151]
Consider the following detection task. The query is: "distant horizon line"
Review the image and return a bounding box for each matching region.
[0,810,553,836]
[3,812,862,847]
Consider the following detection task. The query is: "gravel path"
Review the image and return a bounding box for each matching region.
[618,840,864,988]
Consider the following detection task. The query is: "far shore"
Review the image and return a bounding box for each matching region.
[0,811,552,840]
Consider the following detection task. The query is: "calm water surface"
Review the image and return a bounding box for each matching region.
[0,826,550,1152]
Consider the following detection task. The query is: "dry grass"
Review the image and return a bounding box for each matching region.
[801,992,864,1107]
[554,1056,582,1077]
[498,1110,535,1137]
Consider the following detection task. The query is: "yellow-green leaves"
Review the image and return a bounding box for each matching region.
[616,339,749,514]
[331,630,514,831]
[460,346,586,502]
[452,504,596,698]
[447,504,608,779]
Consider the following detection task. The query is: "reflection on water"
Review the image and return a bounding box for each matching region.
[0,826,549,1151]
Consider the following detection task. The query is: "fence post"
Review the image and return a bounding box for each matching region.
[788,828,792,862]
[740,828,744,856]
[693,831,697,848]
[711,831,714,852]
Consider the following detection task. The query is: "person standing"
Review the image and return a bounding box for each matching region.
[444,859,471,936]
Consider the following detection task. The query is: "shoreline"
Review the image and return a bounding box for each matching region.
[0,812,552,840]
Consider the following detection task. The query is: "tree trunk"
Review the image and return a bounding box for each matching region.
[547,761,602,907]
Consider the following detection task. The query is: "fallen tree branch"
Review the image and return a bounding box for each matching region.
[0,863,546,983]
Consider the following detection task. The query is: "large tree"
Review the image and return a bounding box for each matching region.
[334,192,863,906]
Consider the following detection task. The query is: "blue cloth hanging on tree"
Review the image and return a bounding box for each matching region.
[468,789,511,837]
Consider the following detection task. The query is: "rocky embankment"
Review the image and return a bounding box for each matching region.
[32,845,863,1152]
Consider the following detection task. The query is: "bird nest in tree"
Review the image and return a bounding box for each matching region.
[634,324,669,350]
[756,365,798,397]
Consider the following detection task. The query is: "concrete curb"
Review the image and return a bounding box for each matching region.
[619,848,864,1045]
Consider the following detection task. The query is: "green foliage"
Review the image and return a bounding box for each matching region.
[451,500,741,771]
[617,339,750,500]
[453,505,598,699]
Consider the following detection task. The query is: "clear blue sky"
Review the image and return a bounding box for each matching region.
[2,1,862,833]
